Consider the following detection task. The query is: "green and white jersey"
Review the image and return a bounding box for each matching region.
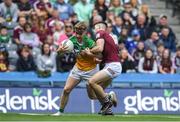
[69,35,96,71]
[69,35,95,55]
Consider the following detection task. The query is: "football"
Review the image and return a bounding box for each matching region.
[61,39,74,52]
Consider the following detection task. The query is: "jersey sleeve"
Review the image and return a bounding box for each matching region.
[87,38,95,49]
[95,31,104,40]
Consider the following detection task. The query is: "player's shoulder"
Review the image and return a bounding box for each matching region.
[96,30,106,38]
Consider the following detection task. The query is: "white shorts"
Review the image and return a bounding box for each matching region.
[103,62,122,78]
[69,65,99,82]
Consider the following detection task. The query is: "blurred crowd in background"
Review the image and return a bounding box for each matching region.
[0,0,179,74]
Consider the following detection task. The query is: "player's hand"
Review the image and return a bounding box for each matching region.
[94,57,102,64]
[56,44,68,52]
[84,48,92,55]
[80,50,86,56]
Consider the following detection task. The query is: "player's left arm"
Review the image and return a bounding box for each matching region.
[82,37,103,58]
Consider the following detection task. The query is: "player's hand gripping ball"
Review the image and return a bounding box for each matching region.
[57,39,74,53]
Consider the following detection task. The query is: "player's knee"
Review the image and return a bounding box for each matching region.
[63,87,71,95]
[88,79,95,87]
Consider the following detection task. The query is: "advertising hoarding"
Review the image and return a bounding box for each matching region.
[0,88,180,114]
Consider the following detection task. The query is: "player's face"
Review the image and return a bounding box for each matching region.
[76,31,86,39]
[94,23,102,33]
[75,27,86,39]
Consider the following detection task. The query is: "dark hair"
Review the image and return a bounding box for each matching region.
[162,26,169,31]
[17,45,30,57]
[0,26,7,31]
[95,0,106,8]
[41,43,51,56]
[157,43,164,48]
[176,46,180,51]
[17,16,26,22]
[175,48,180,67]
[161,49,172,73]
[23,23,32,32]
[143,49,155,71]
[71,13,77,17]
[150,31,158,36]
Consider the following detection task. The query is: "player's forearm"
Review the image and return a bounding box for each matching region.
[84,50,97,58]
[90,46,102,54]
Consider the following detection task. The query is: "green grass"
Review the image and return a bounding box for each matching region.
[1,113,180,121]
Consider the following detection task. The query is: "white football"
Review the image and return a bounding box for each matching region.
[61,39,74,52]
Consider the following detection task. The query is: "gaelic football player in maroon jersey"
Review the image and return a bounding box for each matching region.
[85,21,122,115]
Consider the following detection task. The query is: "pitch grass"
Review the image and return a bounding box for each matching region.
[1,113,180,121]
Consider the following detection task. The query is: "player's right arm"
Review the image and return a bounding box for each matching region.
[90,31,105,54]
[90,38,105,53]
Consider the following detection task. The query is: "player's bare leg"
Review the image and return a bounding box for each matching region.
[88,70,111,100]
[88,70,113,115]
[87,80,117,114]
[53,77,80,116]
[87,80,117,107]
[86,80,112,99]
[60,77,80,112]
